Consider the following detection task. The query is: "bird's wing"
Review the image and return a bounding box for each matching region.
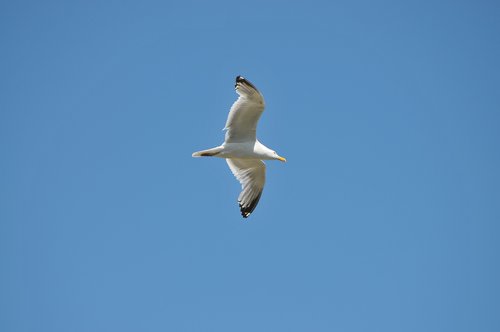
[224,76,265,143]
[226,158,266,218]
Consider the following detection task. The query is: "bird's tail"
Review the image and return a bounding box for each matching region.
[192,146,224,157]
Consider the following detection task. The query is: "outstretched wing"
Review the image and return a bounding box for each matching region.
[224,76,265,143]
[226,158,266,218]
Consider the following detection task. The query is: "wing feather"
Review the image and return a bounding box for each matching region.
[226,158,266,218]
[224,76,265,143]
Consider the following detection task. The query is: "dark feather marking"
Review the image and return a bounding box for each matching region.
[239,191,263,218]
[235,75,259,91]
[199,151,220,157]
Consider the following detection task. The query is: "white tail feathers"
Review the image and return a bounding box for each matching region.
[192,146,224,157]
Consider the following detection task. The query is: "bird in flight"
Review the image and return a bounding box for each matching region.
[192,76,286,218]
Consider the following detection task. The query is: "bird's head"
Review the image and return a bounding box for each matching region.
[271,150,287,162]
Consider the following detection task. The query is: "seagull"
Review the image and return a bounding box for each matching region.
[192,76,286,218]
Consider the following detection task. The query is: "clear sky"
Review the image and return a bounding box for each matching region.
[1,0,499,331]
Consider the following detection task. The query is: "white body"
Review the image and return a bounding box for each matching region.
[192,76,285,218]
[216,141,276,160]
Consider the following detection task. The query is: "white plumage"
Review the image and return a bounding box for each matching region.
[224,76,265,143]
[192,76,286,218]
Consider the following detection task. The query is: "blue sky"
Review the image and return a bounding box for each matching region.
[1,0,499,331]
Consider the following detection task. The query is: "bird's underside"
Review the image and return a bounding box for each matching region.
[192,76,285,218]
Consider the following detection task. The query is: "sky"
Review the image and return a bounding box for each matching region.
[1,0,499,331]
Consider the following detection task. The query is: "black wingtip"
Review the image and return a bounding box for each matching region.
[238,192,263,219]
[239,202,252,218]
[240,203,251,218]
[234,75,258,91]
[235,75,245,88]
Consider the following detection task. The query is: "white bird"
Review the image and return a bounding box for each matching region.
[192,76,286,218]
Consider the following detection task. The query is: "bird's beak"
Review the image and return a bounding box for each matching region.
[277,156,287,162]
